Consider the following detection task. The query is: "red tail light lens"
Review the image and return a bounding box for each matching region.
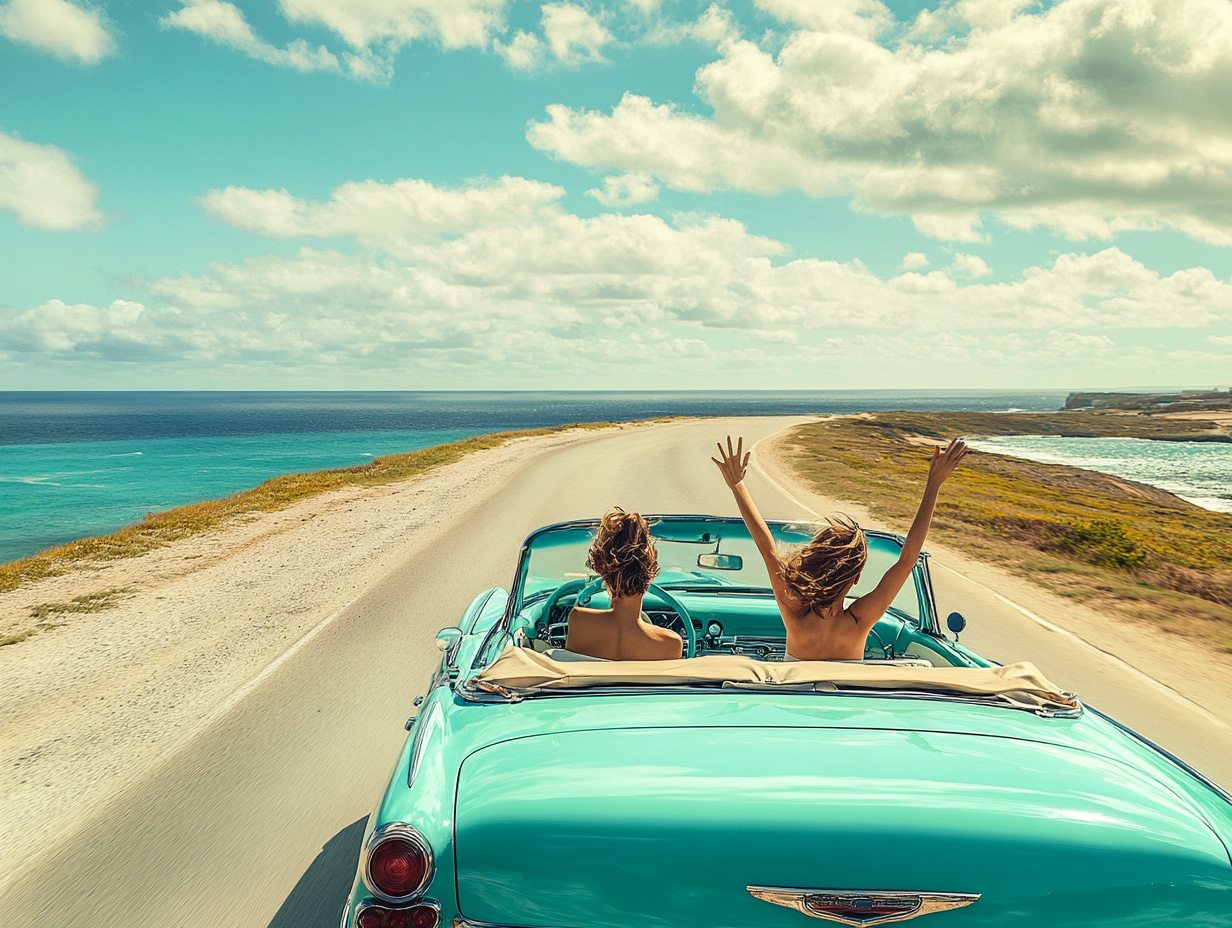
[369,840,426,897]
[364,824,434,902]
[385,911,409,928]
[410,905,439,928]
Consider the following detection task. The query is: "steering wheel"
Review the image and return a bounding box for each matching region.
[574,577,697,658]
[538,577,589,645]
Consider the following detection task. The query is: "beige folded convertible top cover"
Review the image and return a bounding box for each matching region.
[473,645,1080,713]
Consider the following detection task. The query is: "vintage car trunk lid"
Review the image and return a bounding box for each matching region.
[454,726,1232,928]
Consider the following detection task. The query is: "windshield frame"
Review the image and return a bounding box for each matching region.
[500,515,939,635]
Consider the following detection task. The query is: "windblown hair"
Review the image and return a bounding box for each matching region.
[587,508,660,598]
[781,516,868,613]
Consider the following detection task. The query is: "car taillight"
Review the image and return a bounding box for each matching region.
[370,841,426,897]
[355,902,439,928]
[410,905,439,928]
[364,824,434,902]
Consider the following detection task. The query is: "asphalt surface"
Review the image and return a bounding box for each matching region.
[4,416,1230,928]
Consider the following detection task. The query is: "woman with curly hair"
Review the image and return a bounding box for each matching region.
[565,509,684,661]
[712,434,967,661]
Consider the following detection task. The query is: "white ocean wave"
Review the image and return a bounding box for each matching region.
[968,436,1232,514]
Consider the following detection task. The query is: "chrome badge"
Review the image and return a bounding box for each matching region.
[747,886,980,926]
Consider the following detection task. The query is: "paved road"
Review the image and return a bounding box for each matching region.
[4,417,1230,928]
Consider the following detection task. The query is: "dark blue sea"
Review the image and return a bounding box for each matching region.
[2,390,1066,563]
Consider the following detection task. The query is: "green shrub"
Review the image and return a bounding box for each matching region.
[1061,520,1148,570]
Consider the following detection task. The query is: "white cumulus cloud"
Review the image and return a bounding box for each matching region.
[496,2,612,70]
[199,175,565,253]
[898,252,929,271]
[161,0,342,76]
[950,253,992,278]
[162,0,514,79]
[0,131,104,230]
[529,0,1232,246]
[278,0,506,51]
[586,173,658,207]
[755,0,893,38]
[1043,330,1116,356]
[0,0,115,64]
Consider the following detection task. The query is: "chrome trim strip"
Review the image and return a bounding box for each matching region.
[408,699,444,787]
[361,823,435,904]
[748,886,980,926]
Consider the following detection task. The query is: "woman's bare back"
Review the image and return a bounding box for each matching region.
[566,607,683,661]
[779,601,868,661]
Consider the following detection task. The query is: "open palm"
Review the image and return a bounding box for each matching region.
[928,438,969,485]
[711,435,751,488]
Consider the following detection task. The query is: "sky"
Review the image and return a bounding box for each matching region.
[1,0,1230,390]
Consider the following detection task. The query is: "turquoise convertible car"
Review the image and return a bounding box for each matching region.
[341,516,1232,928]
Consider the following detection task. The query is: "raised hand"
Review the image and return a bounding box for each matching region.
[928,438,969,486]
[711,435,751,489]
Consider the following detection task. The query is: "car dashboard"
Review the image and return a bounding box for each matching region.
[521,588,972,667]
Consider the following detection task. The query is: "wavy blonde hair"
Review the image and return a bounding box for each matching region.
[587,509,660,598]
[781,516,867,613]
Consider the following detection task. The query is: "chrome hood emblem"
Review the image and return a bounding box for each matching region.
[747,886,980,926]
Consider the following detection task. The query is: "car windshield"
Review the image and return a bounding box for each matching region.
[512,517,924,624]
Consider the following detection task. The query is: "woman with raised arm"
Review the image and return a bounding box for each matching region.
[565,509,684,661]
[711,435,967,661]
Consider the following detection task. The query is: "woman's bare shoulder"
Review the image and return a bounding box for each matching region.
[568,606,609,622]
[646,625,683,657]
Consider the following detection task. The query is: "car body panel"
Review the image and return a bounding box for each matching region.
[455,726,1231,927]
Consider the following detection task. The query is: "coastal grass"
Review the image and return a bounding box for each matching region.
[1,588,132,646]
[784,413,1232,652]
[29,588,131,621]
[0,422,621,596]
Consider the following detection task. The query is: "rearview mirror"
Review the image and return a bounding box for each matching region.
[698,553,743,570]
[651,525,714,543]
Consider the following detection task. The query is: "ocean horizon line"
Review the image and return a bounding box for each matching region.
[0,386,1211,395]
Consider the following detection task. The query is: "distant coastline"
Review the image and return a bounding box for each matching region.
[1065,389,1232,415]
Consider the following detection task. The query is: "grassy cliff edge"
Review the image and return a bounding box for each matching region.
[783,412,1232,652]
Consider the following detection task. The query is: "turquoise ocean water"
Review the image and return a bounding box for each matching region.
[0,429,481,563]
[967,436,1232,514]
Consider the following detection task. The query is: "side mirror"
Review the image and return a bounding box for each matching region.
[435,626,463,653]
[946,612,967,641]
[698,553,743,570]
